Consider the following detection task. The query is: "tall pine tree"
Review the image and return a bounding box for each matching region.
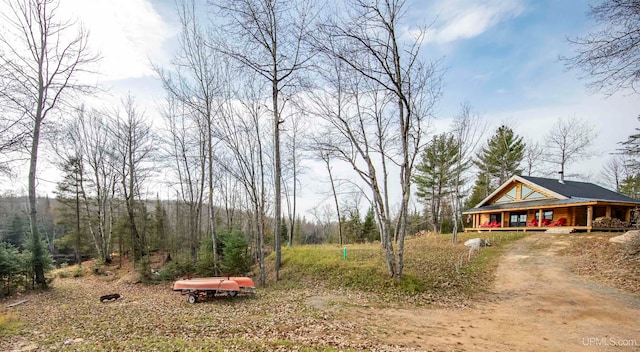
[414,133,465,233]
[467,126,525,208]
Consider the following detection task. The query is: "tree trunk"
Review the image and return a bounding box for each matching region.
[28,116,46,287]
[273,77,282,281]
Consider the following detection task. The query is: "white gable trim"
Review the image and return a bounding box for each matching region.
[474,175,568,208]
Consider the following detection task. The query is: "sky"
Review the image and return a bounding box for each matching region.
[2,0,639,217]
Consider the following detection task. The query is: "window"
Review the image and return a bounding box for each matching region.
[535,210,553,226]
[496,187,516,203]
[535,210,553,221]
[490,214,502,224]
[522,185,546,200]
[509,212,527,227]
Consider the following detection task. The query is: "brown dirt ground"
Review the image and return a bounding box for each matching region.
[318,233,640,351]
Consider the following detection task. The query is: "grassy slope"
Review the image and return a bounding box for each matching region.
[275,231,525,305]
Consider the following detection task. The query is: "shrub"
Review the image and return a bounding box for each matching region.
[138,256,153,283]
[197,236,216,276]
[155,259,196,281]
[220,231,252,276]
[73,265,84,278]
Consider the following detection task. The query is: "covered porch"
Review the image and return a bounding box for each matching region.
[464,202,635,233]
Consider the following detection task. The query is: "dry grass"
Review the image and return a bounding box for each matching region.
[558,232,640,295]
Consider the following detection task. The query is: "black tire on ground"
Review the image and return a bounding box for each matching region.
[228,291,238,297]
[188,294,197,304]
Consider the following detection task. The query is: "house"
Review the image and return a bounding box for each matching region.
[463,175,640,233]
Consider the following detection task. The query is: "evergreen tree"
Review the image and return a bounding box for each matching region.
[468,126,525,207]
[343,210,362,243]
[620,175,640,199]
[3,215,26,249]
[197,236,216,276]
[620,117,640,174]
[151,198,168,252]
[54,156,85,264]
[465,172,491,209]
[414,133,465,232]
[361,207,378,242]
[220,231,252,276]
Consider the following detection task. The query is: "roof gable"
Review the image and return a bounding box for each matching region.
[475,175,566,208]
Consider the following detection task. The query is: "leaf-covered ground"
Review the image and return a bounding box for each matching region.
[4,278,400,351]
[1,232,524,351]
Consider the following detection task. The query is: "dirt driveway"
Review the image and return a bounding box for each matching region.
[335,234,640,351]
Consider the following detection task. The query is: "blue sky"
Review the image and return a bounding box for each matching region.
[422,0,591,113]
[3,0,638,213]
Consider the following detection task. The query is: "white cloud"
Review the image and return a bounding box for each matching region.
[424,0,526,43]
[484,92,639,182]
[59,0,177,82]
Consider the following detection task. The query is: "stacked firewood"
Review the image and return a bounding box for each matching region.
[593,217,630,228]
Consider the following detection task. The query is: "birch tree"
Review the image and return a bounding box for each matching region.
[0,0,97,286]
[282,113,306,247]
[312,0,442,279]
[74,108,117,264]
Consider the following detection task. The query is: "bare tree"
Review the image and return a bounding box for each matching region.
[282,112,307,247]
[449,103,482,243]
[524,141,544,176]
[73,108,117,264]
[319,149,343,246]
[155,0,223,267]
[110,95,155,263]
[161,96,206,260]
[600,154,629,191]
[211,0,316,281]
[544,116,598,178]
[563,0,640,95]
[312,0,442,279]
[0,0,97,286]
[213,77,271,286]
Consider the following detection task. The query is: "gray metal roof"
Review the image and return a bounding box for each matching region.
[519,176,640,203]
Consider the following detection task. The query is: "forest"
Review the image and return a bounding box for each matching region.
[1,0,639,297]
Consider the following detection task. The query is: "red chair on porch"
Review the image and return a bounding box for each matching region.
[550,218,567,227]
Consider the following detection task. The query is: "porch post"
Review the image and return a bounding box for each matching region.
[538,209,543,227]
[501,211,505,228]
[626,209,631,223]
[605,206,611,218]
[587,206,593,233]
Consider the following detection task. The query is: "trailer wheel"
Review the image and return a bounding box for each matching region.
[188,294,197,304]
[228,291,238,297]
